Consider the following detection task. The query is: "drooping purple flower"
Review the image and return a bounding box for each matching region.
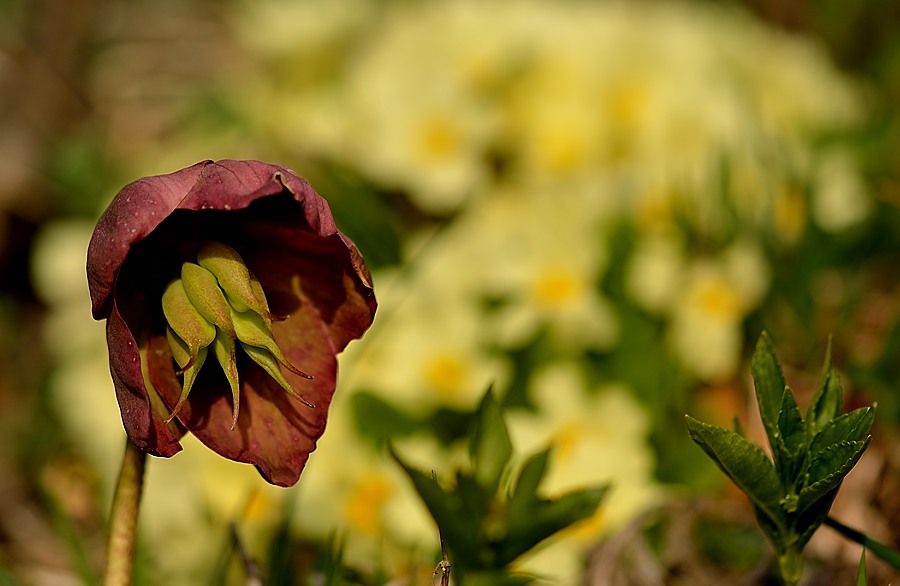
[87,160,376,486]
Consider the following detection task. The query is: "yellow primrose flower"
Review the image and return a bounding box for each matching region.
[292,390,438,573]
[670,242,770,381]
[506,363,662,583]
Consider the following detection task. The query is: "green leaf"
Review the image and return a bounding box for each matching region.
[732,416,745,437]
[775,388,806,489]
[689,333,878,586]
[390,448,478,562]
[857,548,868,586]
[798,439,871,514]
[805,439,871,487]
[825,516,900,571]
[350,392,419,444]
[456,471,491,521]
[806,337,843,438]
[794,485,839,549]
[265,496,298,586]
[470,390,513,496]
[321,534,348,586]
[466,571,535,586]
[809,406,875,454]
[751,504,789,554]
[508,448,550,514]
[686,416,786,531]
[751,332,787,455]
[501,486,607,566]
[777,389,805,454]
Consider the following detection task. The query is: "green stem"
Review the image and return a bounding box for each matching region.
[777,549,802,586]
[825,516,900,571]
[103,437,147,586]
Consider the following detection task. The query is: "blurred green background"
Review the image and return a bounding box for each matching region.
[2,0,899,584]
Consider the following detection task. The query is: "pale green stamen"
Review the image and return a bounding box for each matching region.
[164,328,208,424]
[198,241,280,322]
[162,279,215,371]
[161,241,315,428]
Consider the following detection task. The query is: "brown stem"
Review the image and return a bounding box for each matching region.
[103,437,147,586]
[432,470,451,586]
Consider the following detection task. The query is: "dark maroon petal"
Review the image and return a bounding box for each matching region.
[146,308,336,486]
[88,162,208,319]
[107,303,184,456]
[88,160,371,318]
[242,226,374,354]
[88,159,376,484]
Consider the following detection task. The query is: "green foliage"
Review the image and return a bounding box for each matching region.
[824,516,900,572]
[392,390,608,585]
[857,549,867,586]
[0,569,24,586]
[686,332,875,585]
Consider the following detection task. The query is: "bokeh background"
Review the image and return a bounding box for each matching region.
[2,0,900,584]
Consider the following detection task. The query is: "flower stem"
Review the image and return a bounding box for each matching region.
[103,437,147,586]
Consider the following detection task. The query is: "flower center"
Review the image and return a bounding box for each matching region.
[161,241,314,429]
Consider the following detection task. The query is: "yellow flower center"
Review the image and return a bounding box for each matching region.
[774,188,807,244]
[609,81,646,129]
[415,116,460,162]
[693,277,742,319]
[423,353,469,397]
[552,421,585,463]
[533,270,582,307]
[345,476,392,536]
[537,125,588,174]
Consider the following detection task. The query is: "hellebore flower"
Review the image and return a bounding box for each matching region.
[87,160,376,486]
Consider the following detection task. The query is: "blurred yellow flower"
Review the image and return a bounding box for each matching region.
[293,390,439,573]
[506,363,661,583]
[626,234,687,314]
[340,273,508,414]
[670,240,770,381]
[427,188,619,351]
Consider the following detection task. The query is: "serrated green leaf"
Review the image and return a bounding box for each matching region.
[794,485,840,549]
[778,388,805,454]
[806,337,843,438]
[752,503,789,554]
[798,439,871,514]
[775,388,806,488]
[686,416,787,530]
[751,332,787,455]
[470,390,513,496]
[502,486,607,566]
[805,439,871,487]
[809,406,876,454]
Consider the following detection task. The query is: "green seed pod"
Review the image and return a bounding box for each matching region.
[165,327,208,424]
[232,308,313,379]
[242,344,315,408]
[161,278,216,370]
[248,270,279,327]
[162,242,315,432]
[182,262,235,336]
[197,241,278,321]
[211,332,241,430]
